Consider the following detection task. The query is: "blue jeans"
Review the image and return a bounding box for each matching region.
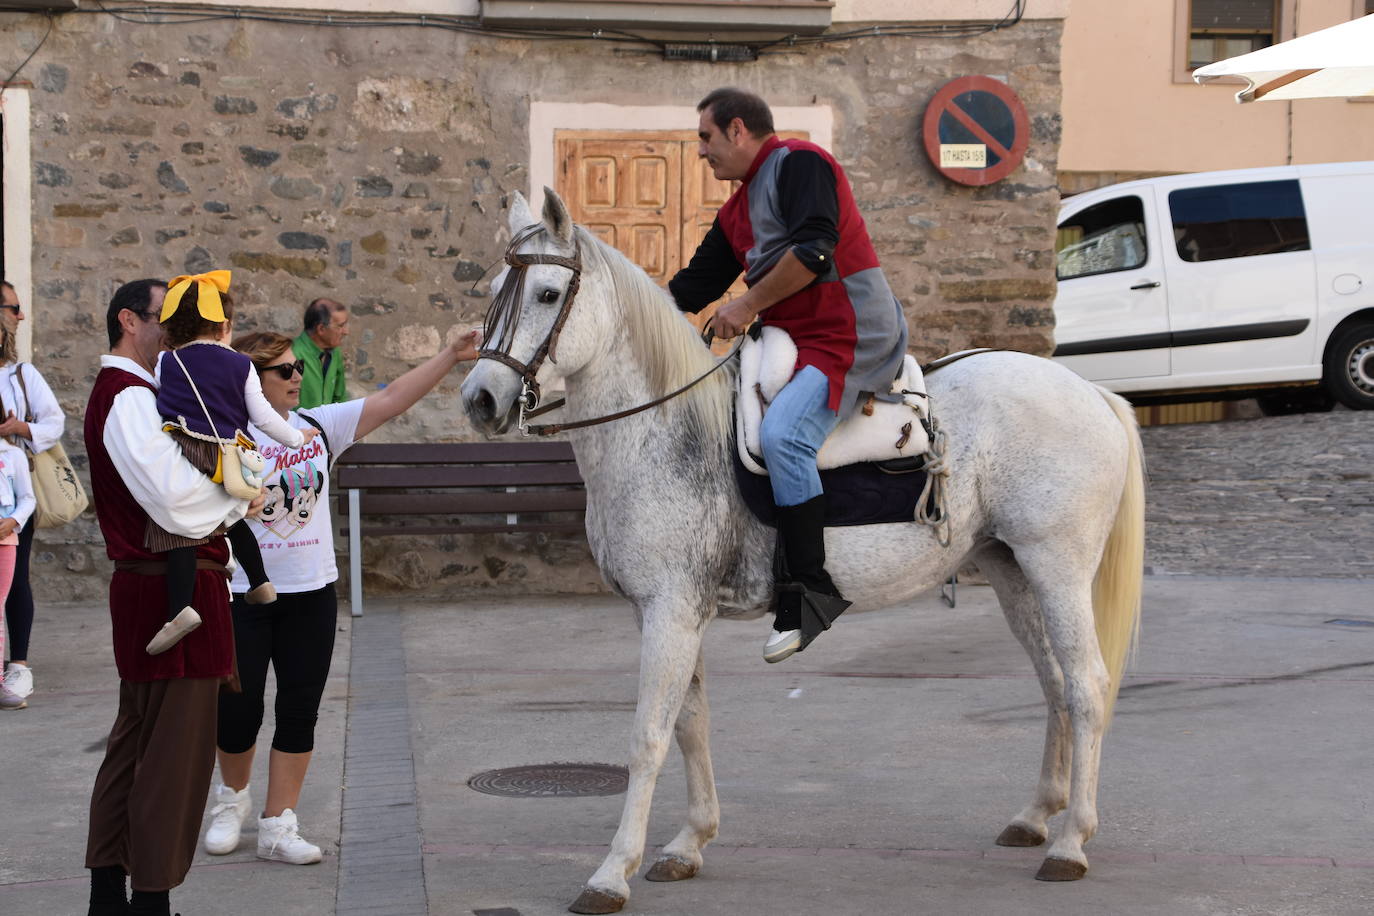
[760,365,840,507]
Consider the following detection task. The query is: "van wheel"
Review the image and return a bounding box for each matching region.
[1323,322,1374,409]
[1257,389,1334,416]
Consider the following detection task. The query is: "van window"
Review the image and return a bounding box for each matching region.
[1056,196,1148,281]
[1168,179,1310,263]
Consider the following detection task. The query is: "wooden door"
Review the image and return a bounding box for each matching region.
[556,130,807,340]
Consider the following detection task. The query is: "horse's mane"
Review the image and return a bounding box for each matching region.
[577,227,734,448]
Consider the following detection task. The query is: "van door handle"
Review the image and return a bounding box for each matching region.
[1130,280,1161,290]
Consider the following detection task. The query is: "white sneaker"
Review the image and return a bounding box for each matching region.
[146,607,202,655]
[204,783,251,855]
[763,628,803,664]
[257,809,322,864]
[0,663,33,709]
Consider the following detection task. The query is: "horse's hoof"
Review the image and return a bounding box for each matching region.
[569,886,627,914]
[1035,856,1088,881]
[644,856,699,882]
[996,824,1046,847]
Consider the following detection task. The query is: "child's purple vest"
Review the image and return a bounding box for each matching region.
[156,344,253,438]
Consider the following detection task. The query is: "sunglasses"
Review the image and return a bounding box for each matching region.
[0,304,20,314]
[258,359,304,381]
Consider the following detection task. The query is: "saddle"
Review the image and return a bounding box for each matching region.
[736,326,932,476]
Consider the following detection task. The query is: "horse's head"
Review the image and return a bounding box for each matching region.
[462,188,603,435]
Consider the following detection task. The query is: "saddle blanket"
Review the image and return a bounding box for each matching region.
[732,445,929,528]
[737,326,931,476]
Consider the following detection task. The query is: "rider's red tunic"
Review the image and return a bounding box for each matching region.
[670,135,908,414]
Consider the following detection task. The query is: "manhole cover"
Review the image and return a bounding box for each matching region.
[467,763,628,798]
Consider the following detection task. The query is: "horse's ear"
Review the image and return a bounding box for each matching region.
[542,186,574,243]
[508,191,534,235]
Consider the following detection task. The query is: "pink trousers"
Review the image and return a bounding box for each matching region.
[0,544,15,663]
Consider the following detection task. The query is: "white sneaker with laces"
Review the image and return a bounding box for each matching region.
[204,783,251,855]
[0,663,33,709]
[257,808,322,864]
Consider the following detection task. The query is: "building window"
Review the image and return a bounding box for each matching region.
[1188,0,1278,69]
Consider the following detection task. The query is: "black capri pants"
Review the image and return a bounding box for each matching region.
[217,583,338,755]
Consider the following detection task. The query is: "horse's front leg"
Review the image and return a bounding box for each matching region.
[645,647,718,883]
[571,600,709,915]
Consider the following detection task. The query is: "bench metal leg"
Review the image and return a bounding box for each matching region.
[941,573,957,608]
[349,488,363,617]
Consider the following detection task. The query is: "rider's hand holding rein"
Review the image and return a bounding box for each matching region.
[705,248,822,339]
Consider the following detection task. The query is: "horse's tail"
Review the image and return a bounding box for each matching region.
[1091,387,1145,725]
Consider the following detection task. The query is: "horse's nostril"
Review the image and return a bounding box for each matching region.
[474,389,497,424]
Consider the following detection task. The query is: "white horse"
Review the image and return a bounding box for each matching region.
[461,190,1145,915]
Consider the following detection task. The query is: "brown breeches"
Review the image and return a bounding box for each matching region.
[85,677,220,891]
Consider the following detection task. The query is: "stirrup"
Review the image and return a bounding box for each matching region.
[776,581,851,640]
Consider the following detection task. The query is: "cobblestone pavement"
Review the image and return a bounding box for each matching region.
[1140,407,1373,578]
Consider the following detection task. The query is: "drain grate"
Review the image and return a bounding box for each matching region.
[468,763,629,798]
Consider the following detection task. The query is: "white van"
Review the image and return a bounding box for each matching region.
[1052,161,1374,412]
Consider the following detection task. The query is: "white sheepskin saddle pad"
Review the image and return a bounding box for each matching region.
[736,326,931,476]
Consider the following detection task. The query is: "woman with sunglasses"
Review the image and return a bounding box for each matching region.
[0,281,66,711]
[202,326,480,865]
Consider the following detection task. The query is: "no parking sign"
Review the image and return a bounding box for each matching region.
[922,76,1029,186]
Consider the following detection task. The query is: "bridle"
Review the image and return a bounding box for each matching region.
[477,223,742,437]
[478,223,583,416]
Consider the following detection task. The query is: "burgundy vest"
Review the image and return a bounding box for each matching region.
[85,366,233,682]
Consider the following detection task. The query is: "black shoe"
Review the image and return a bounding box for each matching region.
[765,495,851,662]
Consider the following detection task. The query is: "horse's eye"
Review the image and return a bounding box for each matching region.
[537,288,561,305]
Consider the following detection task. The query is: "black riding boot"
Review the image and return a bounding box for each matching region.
[765,495,851,663]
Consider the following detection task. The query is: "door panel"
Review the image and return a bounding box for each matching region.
[1052,190,1170,381]
[556,129,808,346]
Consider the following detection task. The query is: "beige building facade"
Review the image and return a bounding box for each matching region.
[1061,0,1374,192]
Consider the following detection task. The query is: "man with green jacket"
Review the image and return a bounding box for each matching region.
[291,298,350,408]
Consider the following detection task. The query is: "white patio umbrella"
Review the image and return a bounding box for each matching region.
[1193,13,1374,102]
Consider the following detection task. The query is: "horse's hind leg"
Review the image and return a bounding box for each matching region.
[572,600,709,915]
[974,542,1070,849]
[1012,544,1112,882]
[645,647,719,882]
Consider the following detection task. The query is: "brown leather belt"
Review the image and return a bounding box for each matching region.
[114,558,230,578]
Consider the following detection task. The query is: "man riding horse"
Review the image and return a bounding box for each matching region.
[669,87,909,663]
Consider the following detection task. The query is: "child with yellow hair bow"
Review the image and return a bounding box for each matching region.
[145,271,317,656]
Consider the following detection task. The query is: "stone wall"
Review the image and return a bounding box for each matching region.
[1,12,1062,602]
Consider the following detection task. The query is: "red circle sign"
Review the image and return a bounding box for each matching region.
[922,76,1029,186]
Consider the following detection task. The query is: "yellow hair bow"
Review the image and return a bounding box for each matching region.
[161,270,232,323]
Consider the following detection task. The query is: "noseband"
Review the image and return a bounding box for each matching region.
[478,223,583,411]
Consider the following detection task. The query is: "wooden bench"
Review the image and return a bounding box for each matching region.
[334,441,586,616]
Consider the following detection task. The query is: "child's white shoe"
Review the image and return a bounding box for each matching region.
[146,606,202,655]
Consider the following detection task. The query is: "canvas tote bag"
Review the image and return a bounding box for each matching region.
[14,363,88,528]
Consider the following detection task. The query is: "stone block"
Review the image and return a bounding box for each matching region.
[213,96,258,115]
[356,176,394,198]
[35,163,71,187]
[38,63,67,93]
[54,203,118,218]
[360,231,387,254]
[938,278,1057,303]
[230,251,327,279]
[239,146,281,168]
[156,162,190,193]
[270,176,323,200]
[279,231,328,251]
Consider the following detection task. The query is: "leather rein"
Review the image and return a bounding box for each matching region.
[478,224,741,438]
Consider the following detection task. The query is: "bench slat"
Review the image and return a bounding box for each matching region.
[337,441,576,465]
[336,464,584,489]
[343,491,587,515]
[341,521,586,537]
